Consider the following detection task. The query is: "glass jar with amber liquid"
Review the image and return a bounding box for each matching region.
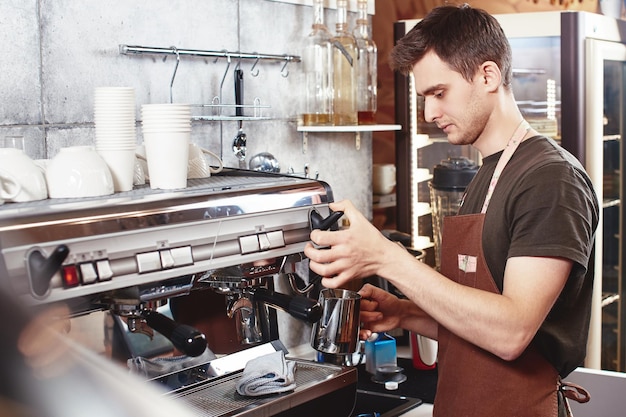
[353,0,377,124]
[331,0,358,125]
[301,0,333,126]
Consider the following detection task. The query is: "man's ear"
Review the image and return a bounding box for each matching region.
[478,61,502,92]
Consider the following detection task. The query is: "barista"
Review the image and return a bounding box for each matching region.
[304,4,599,416]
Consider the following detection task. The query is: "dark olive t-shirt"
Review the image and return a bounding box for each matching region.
[458,135,599,376]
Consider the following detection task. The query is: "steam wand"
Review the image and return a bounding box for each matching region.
[142,309,207,357]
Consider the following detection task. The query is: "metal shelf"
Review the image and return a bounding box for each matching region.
[296,124,401,152]
[190,101,271,122]
[373,193,396,209]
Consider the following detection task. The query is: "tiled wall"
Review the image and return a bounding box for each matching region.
[1,0,375,349]
[0,0,373,214]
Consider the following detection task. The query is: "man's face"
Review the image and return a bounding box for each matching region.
[412,51,490,146]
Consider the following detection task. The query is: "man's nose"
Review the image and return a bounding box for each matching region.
[422,98,438,123]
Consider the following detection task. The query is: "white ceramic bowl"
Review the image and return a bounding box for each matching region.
[46,146,114,198]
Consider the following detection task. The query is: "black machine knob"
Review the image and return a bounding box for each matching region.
[28,245,70,298]
[143,310,207,357]
[249,287,322,323]
[310,209,343,231]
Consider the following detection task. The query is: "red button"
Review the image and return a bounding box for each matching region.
[62,265,80,288]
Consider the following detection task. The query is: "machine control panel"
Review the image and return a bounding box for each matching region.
[60,258,115,289]
[136,246,194,273]
[0,171,334,308]
[57,246,194,290]
[238,230,285,255]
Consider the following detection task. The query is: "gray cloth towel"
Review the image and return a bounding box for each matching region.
[127,347,216,379]
[235,351,296,397]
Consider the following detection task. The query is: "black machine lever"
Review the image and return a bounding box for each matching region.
[310,209,343,231]
[308,209,344,288]
[28,245,70,298]
[249,287,322,323]
[143,310,207,357]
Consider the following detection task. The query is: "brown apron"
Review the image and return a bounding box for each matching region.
[433,121,589,416]
[435,213,560,416]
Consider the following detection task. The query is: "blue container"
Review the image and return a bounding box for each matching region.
[364,332,397,374]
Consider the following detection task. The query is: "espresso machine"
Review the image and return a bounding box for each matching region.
[0,168,357,417]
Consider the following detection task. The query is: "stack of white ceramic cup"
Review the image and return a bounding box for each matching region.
[141,103,191,189]
[94,87,137,192]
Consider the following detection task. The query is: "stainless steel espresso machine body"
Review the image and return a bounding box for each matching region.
[0,169,357,417]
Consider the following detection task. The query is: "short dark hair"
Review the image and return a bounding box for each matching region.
[390,4,513,88]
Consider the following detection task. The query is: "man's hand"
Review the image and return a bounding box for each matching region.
[305,200,405,287]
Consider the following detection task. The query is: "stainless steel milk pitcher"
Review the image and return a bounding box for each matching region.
[311,288,361,354]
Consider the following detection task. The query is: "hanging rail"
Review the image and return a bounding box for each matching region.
[119,44,301,64]
[118,44,295,117]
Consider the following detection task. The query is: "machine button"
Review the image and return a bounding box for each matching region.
[170,246,193,266]
[266,230,285,249]
[160,250,175,269]
[61,265,80,288]
[136,251,162,273]
[79,263,98,284]
[96,260,113,281]
[239,235,260,254]
[258,233,271,251]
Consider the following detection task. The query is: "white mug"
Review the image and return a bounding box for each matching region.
[372,163,396,195]
[188,143,224,179]
[0,169,22,205]
[0,148,47,202]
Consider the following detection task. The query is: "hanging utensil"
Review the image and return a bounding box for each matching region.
[232,68,247,168]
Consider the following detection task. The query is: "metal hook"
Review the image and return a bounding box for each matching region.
[218,53,232,106]
[169,46,180,103]
[280,60,289,78]
[250,55,260,77]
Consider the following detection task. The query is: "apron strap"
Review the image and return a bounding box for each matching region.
[559,380,590,417]
[481,120,530,213]
[559,379,591,403]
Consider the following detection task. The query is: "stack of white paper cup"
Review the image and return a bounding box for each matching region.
[94,87,137,192]
[141,103,191,189]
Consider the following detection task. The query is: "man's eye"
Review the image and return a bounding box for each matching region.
[434,91,444,98]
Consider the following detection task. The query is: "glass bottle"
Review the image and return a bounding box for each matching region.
[301,0,333,126]
[353,0,377,124]
[331,0,358,125]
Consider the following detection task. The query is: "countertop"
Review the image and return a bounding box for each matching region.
[287,343,435,417]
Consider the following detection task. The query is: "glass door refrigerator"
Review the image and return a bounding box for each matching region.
[394,11,626,371]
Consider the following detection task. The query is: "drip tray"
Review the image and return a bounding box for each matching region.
[168,360,358,417]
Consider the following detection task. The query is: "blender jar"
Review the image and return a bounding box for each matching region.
[429,156,478,271]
